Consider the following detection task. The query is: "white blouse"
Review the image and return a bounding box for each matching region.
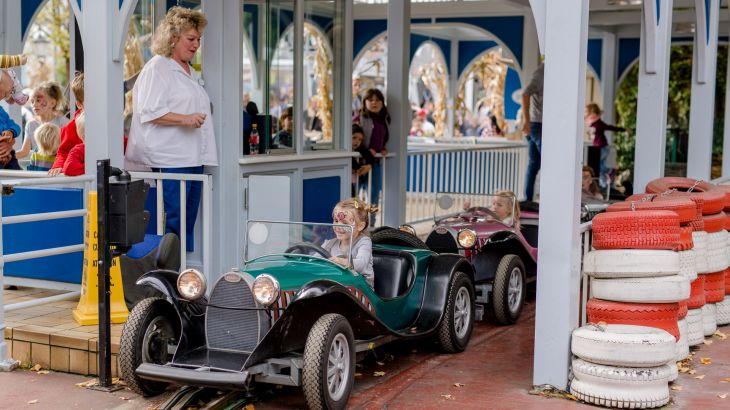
[125,55,218,168]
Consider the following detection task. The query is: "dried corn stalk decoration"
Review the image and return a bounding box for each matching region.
[418,62,448,138]
[307,24,334,142]
[455,49,507,135]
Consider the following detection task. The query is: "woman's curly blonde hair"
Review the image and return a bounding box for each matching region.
[151,7,208,57]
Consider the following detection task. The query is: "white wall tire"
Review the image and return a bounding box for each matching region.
[716,296,730,326]
[572,358,672,385]
[571,324,676,367]
[686,308,704,346]
[705,243,729,273]
[706,231,729,271]
[583,250,679,278]
[675,319,689,362]
[678,250,697,281]
[692,232,709,274]
[590,275,690,304]
[569,379,669,409]
[702,303,717,336]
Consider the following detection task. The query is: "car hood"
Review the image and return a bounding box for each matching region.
[241,254,365,290]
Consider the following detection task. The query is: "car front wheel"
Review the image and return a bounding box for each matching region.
[119,297,177,397]
[302,314,355,410]
[438,271,475,352]
[492,254,526,325]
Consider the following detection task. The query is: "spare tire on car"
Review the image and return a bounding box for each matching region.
[371,228,429,250]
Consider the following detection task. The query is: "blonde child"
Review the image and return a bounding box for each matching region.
[27,123,60,171]
[18,81,68,159]
[324,198,375,287]
[491,190,520,229]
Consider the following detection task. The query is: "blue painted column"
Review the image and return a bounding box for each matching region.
[634,0,674,192]
[532,0,589,389]
[686,0,720,180]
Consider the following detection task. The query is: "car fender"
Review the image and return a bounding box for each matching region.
[474,235,536,282]
[136,270,207,354]
[409,253,474,334]
[244,280,393,368]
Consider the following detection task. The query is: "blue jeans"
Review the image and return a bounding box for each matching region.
[152,166,204,252]
[524,122,542,201]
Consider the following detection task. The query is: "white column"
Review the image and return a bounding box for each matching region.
[522,11,540,86]
[83,0,125,173]
[633,0,674,193]
[532,0,589,389]
[447,39,458,138]
[384,0,410,226]
[600,32,617,122]
[723,33,730,177]
[1,0,23,137]
[203,0,242,277]
[686,0,720,180]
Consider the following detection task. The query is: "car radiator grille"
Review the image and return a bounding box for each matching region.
[426,230,458,254]
[206,275,268,353]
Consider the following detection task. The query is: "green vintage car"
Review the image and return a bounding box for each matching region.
[119,221,475,410]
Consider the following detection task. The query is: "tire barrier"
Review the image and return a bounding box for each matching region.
[687,276,706,309]
[717,296,730,326]
[571,324,676,367]
[592,211,680,251]
[686,308,704,346]
[583,249,679,279]
[606,197,697,224]
[704,271,726,303]
[590,275,690,304]
[675,318,689,362]
[702,303,717,337]
[586,299,680,341]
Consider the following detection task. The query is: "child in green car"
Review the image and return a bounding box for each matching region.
[325,197,375,288]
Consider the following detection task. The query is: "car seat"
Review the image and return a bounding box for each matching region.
[372,248,416,299]
[120,233,181,309]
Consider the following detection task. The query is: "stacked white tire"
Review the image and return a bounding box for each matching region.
[570,324,674,409]
[685,308,704,346]
[717,296,730,326]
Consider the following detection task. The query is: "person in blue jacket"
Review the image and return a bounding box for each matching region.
[0,72,22,170]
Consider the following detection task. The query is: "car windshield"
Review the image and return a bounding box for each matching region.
[434,192,516,226]
[245,220,354,266]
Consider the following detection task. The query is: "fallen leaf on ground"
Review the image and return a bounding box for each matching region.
[701,358,712,365]
[118,397,129,401]
[694,375,706,380]
[453,383,465,388]
[719,393,728,399]
[37,370,49,375]
[721,378,730,383]
[714,331,727,340]
[671,385,683,391]
[704,339,714,346]
[27,400,38,405]
[689,370,697,375]
[75,379,97,388]
[678,365,691,373]
[440,394,454,400]
[30,364,42,372]
[566,394,578,401]
[376,361,384,366]
[373,371,386,377]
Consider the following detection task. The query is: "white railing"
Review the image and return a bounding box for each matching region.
[579,221,593,326]
[405,141,528,224]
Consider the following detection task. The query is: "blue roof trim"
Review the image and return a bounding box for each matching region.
[435,16,524,66]
[457,40,498,75]
[504,67,521,120]
[705,0,711,45]
[587,39,603,80]
[617,38,640,81]
[656,0,660,23]
[353,20,388,58]
[21,0,46,39]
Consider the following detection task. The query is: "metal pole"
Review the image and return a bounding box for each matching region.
[96,159,113,388]
[0,182,20,371]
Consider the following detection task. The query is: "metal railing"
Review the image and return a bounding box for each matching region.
[579,221,593,326]
[405,141,528,224]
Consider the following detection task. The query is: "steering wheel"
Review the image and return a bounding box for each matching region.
[284,242,332,258]
[465,206,501,220]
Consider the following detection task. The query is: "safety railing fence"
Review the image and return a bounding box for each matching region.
[579,221,593,326]
[405,142,528,224]
[128,171,213,281]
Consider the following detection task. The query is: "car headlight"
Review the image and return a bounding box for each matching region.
[177,269,206,300]
[252,274,280,307]
[457,229,477,248]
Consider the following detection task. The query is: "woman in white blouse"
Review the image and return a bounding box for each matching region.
[125,7,218,252]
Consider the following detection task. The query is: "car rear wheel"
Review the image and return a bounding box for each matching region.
[438,271,475,352]
[302,314,355,410]
[371,228,429,249]
[492,254,526,325]
[119,297,177,397]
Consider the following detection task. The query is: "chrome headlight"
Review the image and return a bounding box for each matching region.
[177,269,206,300]
[252,274,280,307]
[457,228,477,248]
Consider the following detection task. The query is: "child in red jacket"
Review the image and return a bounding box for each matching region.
[49,72,83,176]
[63,112,85,176]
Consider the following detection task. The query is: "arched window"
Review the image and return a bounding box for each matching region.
[409,42,448,137]
[353,34,387,93]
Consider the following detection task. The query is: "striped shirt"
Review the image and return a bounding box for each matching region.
[28,152,56,171]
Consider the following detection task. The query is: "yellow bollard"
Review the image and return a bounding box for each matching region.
[72,191,129,325]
